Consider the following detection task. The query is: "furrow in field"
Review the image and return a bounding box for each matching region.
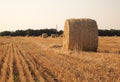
[21,43,75,82]
[0,44,10,82]
[15,45,35,82]
[0,44,9,70]
[24,40,86,75]
[15,38,77,81]
[22,40,78,69]
[7,44,14,82]
[33,54,76,82]
[0,44,5,54]
[27,52,57,82]
[13,56,20,82]
[16,45,45,82]
[19,43,59,82]
[14,45,26,82]
[18,43,57,82]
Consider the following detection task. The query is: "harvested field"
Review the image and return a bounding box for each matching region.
[0,37,120,82]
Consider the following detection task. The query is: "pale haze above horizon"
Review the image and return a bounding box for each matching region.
[0,0,120,31]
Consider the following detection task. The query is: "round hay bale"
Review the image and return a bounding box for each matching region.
[39,35,42,37]
[63,18,98,51]
[60,34,63,38]
[42,33,48,38]
[51,34,56,38]
[55,34,59,37]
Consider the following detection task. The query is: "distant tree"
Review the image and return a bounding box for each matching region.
[26,29,34,36]
[0,31,11,36]
[98,29,120,36]
[14,30,26,36]
[58,30,63,35]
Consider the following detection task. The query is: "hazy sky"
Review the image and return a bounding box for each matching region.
[0,0,120,31]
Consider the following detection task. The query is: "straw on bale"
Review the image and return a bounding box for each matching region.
[51,34,56,38]
[63,18,98,51]
[42,33,48,38]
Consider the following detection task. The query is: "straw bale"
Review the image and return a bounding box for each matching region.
[51,34,56,38]
[63,18,98,51]
[42,33,48,38]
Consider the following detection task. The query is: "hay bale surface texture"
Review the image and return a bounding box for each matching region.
[63,18,98,51]
[42,33,48,38]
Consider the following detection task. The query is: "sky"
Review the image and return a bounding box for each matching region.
[0,0,120,31]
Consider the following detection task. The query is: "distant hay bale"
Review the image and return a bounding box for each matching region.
[39,35,42,37]
[63,18,98,51]
[51,34,56,38]
[25,35,29,37]
[60,34,63,38]
[56,34,59,37]
[42,33,48,38]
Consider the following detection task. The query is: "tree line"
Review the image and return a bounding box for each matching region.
[0,29,120,36]
[98,29,120,36]
[0,29,63,36]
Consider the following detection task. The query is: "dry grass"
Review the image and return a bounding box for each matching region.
[0,36,120,82]
[98,37,120,54]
